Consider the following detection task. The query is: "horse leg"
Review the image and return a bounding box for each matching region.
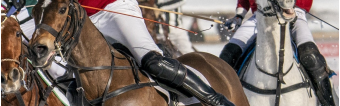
[141,51,235,106]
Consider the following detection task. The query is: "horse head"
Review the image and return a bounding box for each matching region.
[29,0,85,69]
[254,0,297,73]
[1,13,25,94]
[256,0,296,22]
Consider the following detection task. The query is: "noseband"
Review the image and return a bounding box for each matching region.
[34,0,86,66]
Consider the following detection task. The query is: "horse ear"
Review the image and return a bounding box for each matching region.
[32,0,44,25]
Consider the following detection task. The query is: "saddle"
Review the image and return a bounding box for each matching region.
[112,43,203,105]
[61,43,204,106]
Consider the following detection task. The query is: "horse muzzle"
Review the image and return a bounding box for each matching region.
[276,0,295,9]
[29,44,55,68]
[1,68,22,93]
[280,8,296,22]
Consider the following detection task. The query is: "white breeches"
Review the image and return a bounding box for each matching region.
[291,8,315,47]
[89,0,163,65]
[229,8,315,53]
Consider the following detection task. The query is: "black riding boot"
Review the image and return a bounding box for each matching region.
[142,51,235,106]
[219,43,243,68]
[298,42,335,106]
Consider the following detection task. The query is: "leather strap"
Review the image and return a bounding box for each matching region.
[241,80,310,94]
[15,91,25,106]
[255,61,293,77]
[257,7,277,17]
[38,86,54,106]
[66,62,131,72]
[19,16,33,25]
[101,52,115,106]
[35,23,59,38]
[274,22,287,106]
[89,82,158,105]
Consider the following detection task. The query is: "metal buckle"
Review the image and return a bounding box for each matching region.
[1,89,6,98]
[76,87,84,92]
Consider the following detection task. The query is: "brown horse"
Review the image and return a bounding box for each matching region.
[1,13,64,106]
[28,0,249,105]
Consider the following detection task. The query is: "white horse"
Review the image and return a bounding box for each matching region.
[238,0,318,105]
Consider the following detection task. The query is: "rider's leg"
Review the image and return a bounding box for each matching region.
[142,51,235,106]
[161,7,195,54]
[219,43,242,67]
[91,0,234,105]
[293,8,335,106]
[220,14,257,67]
[290,8,315,46]
[298,42,335,106]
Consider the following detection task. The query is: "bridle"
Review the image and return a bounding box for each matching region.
[33,0,86,67]
[240,0,312,106]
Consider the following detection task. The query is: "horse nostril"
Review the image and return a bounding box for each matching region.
[33,45,48,58]
[9,68,20,82]
[1,75,6,83]
[35,45,47,54]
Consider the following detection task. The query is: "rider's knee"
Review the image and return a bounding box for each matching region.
[141,51,186,86]
[219,43,243,66]
[298,42,326,71]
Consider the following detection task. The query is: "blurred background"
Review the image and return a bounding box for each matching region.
[180,0,339,96]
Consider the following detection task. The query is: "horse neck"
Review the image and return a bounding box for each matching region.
[255,12,294,74]
[69,15,114,98]
[70,16,112,67]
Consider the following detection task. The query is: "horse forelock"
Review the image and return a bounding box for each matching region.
[42,0,52,8]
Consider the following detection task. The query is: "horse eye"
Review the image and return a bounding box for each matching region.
[16,31,21,37]
[59,7,67,14]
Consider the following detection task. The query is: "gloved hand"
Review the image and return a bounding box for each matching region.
[4,0,26,17]
[12,0,26,11]
[224,15,244,32]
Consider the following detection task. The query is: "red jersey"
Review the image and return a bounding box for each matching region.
[78,0,117,16]
[237,0,313,13]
